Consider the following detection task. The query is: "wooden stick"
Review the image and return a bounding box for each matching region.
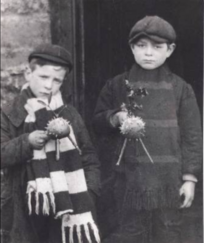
[116,138,127,166]
[56,139,60,161]
[68,135,82,155]
[139,138,154,163]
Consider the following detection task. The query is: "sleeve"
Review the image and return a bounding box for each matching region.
[178,83,203,179]
[92,79,121,134]
[1,111,33,169]
[70,107,101,198]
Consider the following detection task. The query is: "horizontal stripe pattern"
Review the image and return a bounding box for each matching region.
[69,192,93,214]
[54,191,73,213]
[52,191,92,215]
[66,169,88,194]
[33,148,46,160]
[131,80,173,90]
[31,160,50,177]
[50,171,69,193]
[63,212,94,227]
[46,150,82,172]
[145,119,178,127]
[45,137,75,153]
[36,178,53,193]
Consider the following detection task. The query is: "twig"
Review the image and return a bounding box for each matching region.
[116,138,127,166]
[68,135,82,155]
[56,139,60,161]
[139,138,154,163]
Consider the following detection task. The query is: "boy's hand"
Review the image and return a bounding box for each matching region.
[111,111,128,127]
[28,130,49,150]
[179,181,196,208]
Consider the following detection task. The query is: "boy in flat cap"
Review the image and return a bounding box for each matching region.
[93,16,202,243]
[1,44,101,243]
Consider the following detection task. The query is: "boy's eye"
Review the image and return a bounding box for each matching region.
[54,79,63,84]
[40,75,48,79]
[154,45,162,49]
[137,43,146,47]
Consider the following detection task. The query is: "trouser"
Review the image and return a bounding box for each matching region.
[102,207,182,243]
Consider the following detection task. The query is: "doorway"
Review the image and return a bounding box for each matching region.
[83,1,203,242]
[83,0,203,127]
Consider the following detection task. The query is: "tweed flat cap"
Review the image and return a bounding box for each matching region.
[28,44,73,72]
[129,16,176,44]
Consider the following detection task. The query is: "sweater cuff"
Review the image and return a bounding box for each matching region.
[182,174,198,183]
[107,109,121,128]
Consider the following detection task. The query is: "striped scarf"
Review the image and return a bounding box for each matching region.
[24,89,100,243]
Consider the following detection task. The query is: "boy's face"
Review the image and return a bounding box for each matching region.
[25,64,66,98]
[131,37,175,70]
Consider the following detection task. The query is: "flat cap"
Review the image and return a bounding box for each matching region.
[129,16,176,44]
[28,44,73,72]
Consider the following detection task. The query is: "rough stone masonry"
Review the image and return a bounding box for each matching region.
[1,0,51,107]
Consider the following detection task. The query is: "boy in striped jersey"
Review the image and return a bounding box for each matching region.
[93,16,202,243]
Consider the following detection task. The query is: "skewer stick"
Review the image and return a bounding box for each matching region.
[139,138,154,163]
[68,135,82,155]
[116,138,128,166]
[56,139,60,160]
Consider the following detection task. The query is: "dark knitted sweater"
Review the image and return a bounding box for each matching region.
[93,63,202,210]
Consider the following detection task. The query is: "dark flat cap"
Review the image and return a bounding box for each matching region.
[28,44,73,72]
[129,16,176,44]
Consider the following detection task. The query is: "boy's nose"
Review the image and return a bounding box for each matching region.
[145,46,153,56]
[44,80,53,90]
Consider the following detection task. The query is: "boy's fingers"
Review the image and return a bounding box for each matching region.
[184,199,192,208]
[180,197,188,208]
[186,201,192,208]
[180,195,193,208]
[179,188,184,196]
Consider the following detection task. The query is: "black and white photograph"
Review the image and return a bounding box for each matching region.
[1,1,203,243]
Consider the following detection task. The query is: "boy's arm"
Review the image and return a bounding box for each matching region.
[70,107,101,202]
[178,83,202,180]
[1,111,33,169]
[93,79,122,133]
[178,83,202,207]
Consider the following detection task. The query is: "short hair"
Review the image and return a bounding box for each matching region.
[29,58,70,74]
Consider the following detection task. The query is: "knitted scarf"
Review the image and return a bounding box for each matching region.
[24,88,100,243]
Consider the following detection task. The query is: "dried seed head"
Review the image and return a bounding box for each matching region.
[46,117,70,138]
[120,116,145,138]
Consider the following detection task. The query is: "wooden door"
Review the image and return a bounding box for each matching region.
[83,0,203,128]
[49,0,203,127]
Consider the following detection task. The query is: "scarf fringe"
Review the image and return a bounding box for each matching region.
[35,192,39,215]
[27,192,56,215]
[62,222,100,243]
[28,192,32,215]
[90,222,101,243]
[42,193,50,215]
[49,191,56,214]
[84,224,92,243]
[76,225,82,243]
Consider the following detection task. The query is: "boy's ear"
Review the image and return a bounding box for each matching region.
[167,43,176,58]
[24,65,32,82]
[130,43,135,51]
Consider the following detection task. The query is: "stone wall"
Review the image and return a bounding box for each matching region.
[1,0,51,107]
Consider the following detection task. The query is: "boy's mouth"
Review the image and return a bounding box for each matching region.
[40,92,50,96]
[143,60,154,63]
